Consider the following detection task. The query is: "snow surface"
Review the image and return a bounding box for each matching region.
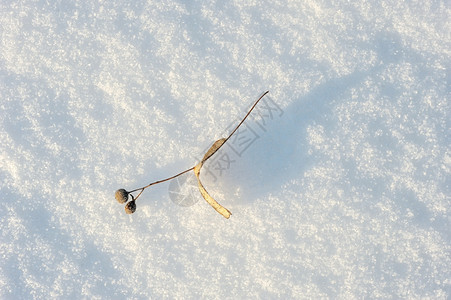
[1,0,450,298]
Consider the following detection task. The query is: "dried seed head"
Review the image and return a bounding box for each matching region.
[125,200,136,214]
[115,189,129,204]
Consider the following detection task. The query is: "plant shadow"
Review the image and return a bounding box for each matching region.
[200,69,369,206]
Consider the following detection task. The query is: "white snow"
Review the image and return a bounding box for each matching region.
[1,0,450,298]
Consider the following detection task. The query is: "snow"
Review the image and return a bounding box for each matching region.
[1,0,450,298]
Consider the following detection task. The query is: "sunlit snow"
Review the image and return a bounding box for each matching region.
[1,1,449,298]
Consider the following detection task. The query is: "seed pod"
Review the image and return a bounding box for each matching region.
[125,200,136,214]
[115,189,129,204]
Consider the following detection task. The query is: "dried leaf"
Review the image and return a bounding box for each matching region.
[194,139,232,219]
[202,138,226,163]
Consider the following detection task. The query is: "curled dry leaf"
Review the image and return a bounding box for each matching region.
[202,138,226,162]
[194,138,232,219]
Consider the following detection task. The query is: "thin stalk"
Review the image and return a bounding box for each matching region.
[130,166,195,201]
[224,91,269,144]
[201,90,270,162]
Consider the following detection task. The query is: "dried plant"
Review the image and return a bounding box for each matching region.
[116,91,270,218]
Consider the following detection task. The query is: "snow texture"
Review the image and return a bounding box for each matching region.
[1,0,450,299]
